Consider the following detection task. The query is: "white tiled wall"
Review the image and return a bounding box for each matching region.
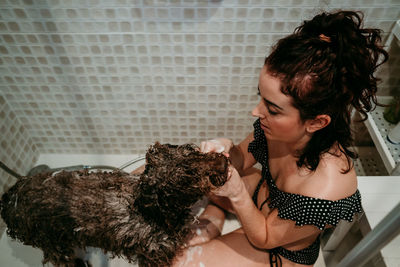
[0,95,37,192]
[0,1,399,188]
[0,94,37,230]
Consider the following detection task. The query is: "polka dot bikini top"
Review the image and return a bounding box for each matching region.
[248,119,363,265]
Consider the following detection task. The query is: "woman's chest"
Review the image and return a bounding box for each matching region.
[267,156,308,193]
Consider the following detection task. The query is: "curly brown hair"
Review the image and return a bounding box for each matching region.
[0,142,229,267]
[264,10,389,173]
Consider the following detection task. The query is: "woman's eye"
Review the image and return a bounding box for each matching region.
[257,91,279,115]
[268,109,278,115]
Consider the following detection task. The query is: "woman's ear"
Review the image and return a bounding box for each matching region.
[306,115,331,133]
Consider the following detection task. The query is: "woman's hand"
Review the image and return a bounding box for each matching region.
[200,138,234,156]
[212,166,246,201]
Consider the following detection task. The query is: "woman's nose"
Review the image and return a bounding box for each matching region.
[251,101,265,118]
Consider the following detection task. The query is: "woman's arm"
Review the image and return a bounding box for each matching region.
[229,133,257,175]
[188,165,263,246]
[227,178,322,249]
[201,132,259,213]
[218,157,356,249]
[209,167,262,213]
[214,167,322,249]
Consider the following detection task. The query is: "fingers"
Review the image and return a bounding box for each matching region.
[210,140,225,153]
[227,165,233,180]
[212,165,242,198]
[200,141,207,152]
[200,139,225,153]
[228,165,239,177]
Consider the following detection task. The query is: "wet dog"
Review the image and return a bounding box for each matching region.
[0,142,229,266]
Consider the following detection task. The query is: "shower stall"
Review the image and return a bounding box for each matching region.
[1,1,399,266]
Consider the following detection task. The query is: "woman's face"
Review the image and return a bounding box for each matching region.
[252,66,308,145]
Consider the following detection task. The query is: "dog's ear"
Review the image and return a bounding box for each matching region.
[146,142,181,161]
[206,153,229,187]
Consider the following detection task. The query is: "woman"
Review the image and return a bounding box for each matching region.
[172,10,388,266]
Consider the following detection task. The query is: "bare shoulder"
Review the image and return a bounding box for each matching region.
[299,150,358,201]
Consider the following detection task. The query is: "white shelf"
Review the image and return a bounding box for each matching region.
[364,96,400,175]
[352,146,388,176]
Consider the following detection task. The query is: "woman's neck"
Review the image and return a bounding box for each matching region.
[268,133,312,160]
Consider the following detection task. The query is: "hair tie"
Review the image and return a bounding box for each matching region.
[319,34,331,43]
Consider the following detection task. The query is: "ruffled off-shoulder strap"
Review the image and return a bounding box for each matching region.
[248,119,268,167]
[269,188,363,230]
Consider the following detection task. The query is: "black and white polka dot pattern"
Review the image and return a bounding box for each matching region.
[268,180,362,230]
[248,119,268,167]
[273,237,321,265]
[248,119,363,265]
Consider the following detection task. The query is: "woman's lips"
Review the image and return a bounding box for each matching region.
[260,122,269,130]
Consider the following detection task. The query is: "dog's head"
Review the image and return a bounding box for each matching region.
[134,142,229,231]
[132,142,230,266]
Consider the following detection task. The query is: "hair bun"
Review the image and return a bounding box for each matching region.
[319,34,331,43]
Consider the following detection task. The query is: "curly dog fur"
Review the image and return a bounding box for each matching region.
[0,142,229,266]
